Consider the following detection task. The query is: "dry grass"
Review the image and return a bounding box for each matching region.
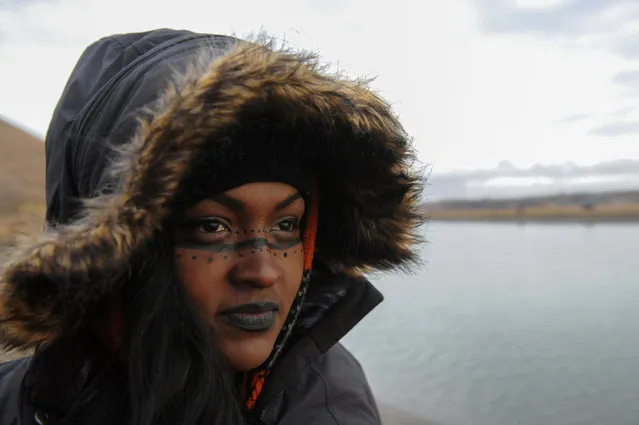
[0,118,46,247]
[427,202,639,222]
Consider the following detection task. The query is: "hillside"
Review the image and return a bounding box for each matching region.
[0,118,46,248]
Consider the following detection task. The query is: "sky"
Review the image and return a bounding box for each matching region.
[1,0,639,193]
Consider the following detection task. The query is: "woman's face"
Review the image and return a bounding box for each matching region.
[175,182,306,371]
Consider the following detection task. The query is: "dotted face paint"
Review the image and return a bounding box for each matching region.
[176,228,303,261]
[179,236,301,252]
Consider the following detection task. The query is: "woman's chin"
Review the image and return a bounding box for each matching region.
[220,333,277,371]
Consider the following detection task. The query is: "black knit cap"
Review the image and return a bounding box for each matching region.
[178,143,312,207]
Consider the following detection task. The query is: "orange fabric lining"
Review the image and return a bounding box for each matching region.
[246,370,267,410]
[302,180,319,272]
[94,297,126,360]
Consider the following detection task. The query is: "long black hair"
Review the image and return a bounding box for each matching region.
[122,232,246,425]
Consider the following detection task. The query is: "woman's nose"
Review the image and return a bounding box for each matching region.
[228,249,281,289]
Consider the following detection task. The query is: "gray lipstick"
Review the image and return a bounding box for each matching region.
[218,301,278,333]
[220,311,277,332]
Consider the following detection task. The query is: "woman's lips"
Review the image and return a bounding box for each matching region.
[218,301,279,333]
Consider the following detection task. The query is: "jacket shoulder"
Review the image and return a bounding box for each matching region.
[274,343,381,425]
[0,357,31,425]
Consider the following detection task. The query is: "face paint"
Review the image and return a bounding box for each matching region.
[177,235,301,253]
[176,223,304,264]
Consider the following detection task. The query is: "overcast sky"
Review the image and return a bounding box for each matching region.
[1,0,639,177]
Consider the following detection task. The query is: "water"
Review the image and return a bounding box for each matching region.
[343,222,639,425]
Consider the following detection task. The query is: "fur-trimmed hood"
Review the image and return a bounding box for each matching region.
[0,29,425,350]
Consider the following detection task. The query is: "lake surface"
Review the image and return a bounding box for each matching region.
[343,222,639,425]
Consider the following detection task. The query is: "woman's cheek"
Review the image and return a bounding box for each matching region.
[175,248,224,317]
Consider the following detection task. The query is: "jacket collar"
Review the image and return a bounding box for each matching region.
[253,270,383,417]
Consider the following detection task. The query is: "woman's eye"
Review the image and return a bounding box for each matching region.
[177,218,231,245]
[196,219,229,234]
[273,218,299,233]
[180,218,230,237]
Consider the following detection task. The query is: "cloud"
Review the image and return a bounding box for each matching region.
[588,121,639,136]
[610,34,639,60]
[0,0,51,14]
[557,107,635,125]
[611,70,639,97]
[557,113,590,124]
[613,106,635,117]
[433,159,639,181]
[427,158,639,199]
[612,70,639,85]
[474,0,639,59]
[0,0,48,9]
[475,0,614,36]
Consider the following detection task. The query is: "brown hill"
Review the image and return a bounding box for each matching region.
[0,117,46,248]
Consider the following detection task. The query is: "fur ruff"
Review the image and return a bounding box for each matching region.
[0,40,426,349]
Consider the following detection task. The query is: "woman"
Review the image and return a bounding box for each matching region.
[0,29,425,425]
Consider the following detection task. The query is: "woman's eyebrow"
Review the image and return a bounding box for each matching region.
[275,192,301,211]
[212,193,244,211]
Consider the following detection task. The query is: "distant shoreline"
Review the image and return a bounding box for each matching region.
[426,202,639,223]
[428,214,639,223]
